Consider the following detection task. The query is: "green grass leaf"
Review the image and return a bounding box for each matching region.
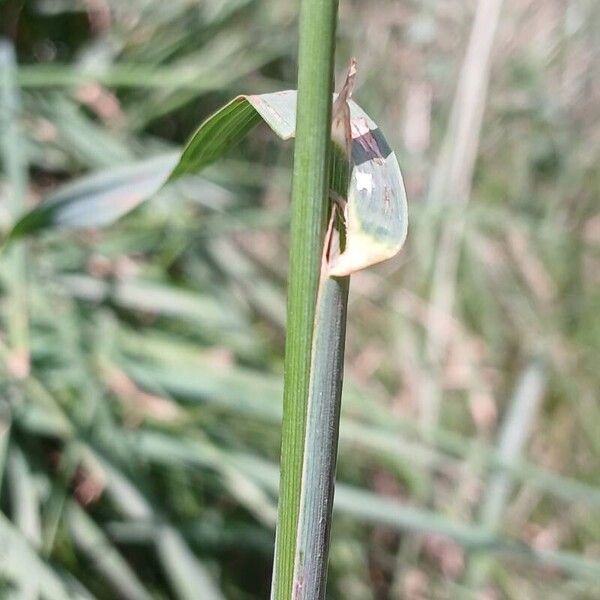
[8,92,407,274]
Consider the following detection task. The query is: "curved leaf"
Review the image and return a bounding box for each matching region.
[9,153,178,237]
[9,91,408,273]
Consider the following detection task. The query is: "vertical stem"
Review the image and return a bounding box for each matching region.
[271,1,339,598]
[293,273,349,599]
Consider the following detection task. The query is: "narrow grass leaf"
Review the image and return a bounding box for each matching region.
[133,430,277,526]
[232,455,600,581]
[466,360,547,589]
[7,445,41,548]
[9,153,178,237]
[58,274,248,332]
[0,512,93,599]
[155,526,225,600]
[0,39,29,375]
[120,350,600,507]
[97,457,225,600]
[9,92,407,275]
[0,405,9,498]
[66,502,153,600]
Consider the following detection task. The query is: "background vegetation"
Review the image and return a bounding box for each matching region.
[1,0,599,598]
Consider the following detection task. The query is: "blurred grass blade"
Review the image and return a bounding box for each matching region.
[7,444,42,548]
[40,94,135,169]
[120,348,600,507]
[0,39,25,218]
[60,276,263,358]
[156,526,225,600]
[98,457,225,600]
[0,404,9,498]
[0,39,29,377]
[0,512,93,599]
[233,454,600,581]
[59,274,248,332]
[421,0,505,432]
[9,153,178,236]
[466,360,547,589]
[206,238,287,328]
[134,430,277,527]
[132,429,600,580]
[66,502,153,600]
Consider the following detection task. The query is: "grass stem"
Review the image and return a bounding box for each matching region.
[271,1,339,598]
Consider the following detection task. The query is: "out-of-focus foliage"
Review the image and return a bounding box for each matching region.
[0,0,599,598]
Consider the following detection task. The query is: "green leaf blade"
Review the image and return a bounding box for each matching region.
[7,91,407,279]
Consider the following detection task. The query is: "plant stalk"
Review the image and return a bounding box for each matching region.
[271,0,339,598]
[292,271,349,598]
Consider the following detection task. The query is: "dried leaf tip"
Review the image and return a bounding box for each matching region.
[332,58,357,158]
[336,57,357,105]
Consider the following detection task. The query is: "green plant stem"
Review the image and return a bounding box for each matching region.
[292,273,349,598]
[290,145,352,598]
[271,1,339,598]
